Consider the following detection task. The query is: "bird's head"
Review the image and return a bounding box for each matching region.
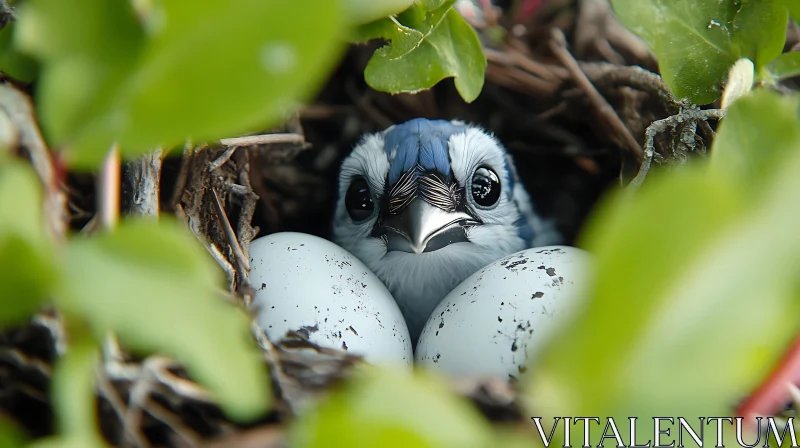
[331,118,558,341]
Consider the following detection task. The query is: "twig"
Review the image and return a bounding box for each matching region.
[100,334,150,448]
[97,365,149,448]
[211,188,251,274]
[479,0,498,28]
[628,108,726,188]
[578,62,680,112]
[234,150,259,306]
[485,64,561,96]
[0,348,52,377]
[175,202,237,290]
[196,426,285,448]
[32,310,67,356]
[219,133,305,147]
[0,83,68,241]
[549,27,643,164]
[125,148,163,217]
[99,145,121,229]
[144,398,202,447]
[484,48,564,95]
[208,145,238,172]
[170,143,196,211]
[209,243,236,291]
[148,360,214,403]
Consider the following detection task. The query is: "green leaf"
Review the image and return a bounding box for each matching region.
[524,91,800,442]
[729,0,788,69]
[14,0,346,169]
[611,0,788,104]
[0,418,25,448]
[0,21,38,82]
[291,368,493,448]
[52,338,103,442]
[59,218,270,421]
[357,1,486,102]
[14,0,144,145]
[711,89,800,188]
[790,1,800,23]
[0,156,58,326]
[28,339,106,448]
[344,0,415,25]
[761,51,800,83]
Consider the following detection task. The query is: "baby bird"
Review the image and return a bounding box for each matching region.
[332,118,560,344]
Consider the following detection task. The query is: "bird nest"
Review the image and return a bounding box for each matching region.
[3,0,799,446]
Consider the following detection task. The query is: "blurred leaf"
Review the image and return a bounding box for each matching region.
[344,0,415,25]
[611,0,788,104]
[28,336,104,448]
[28,436,105,448]
[525,91,800,443]
[420,0,449,10]
[790,1,800,22]
[55,339,99,439]
[356,1,486,102]
[761,51,800,83]
[14,0,144,145]
[729,0,788,68]
[291,368,492,447]
[0,21,38,82]
[15,0,346,168]
[711,89,800,187]
[59,218,270,421]
[0,417,25,448]
[0,157,57,326]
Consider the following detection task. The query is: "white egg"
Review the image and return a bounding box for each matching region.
[415,246,592,378]
[249,232,412,367]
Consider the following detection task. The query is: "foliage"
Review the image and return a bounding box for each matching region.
[791,2,800,23]
[61,219,270,420]
[0,21,37,82]
[611,0,789,104]
[291,368,494,447]
[0,156,57,325]
[1,0,484,169]
[352,0,486,103]
[524,88,800,444]
[29,338,105,448]
[1,0,800,446]
[12,0,347,168]
[0,160,272,427]
[762,52,800,85]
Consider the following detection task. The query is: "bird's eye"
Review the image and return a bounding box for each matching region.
[345,177,374,222]
[471,167,501,207]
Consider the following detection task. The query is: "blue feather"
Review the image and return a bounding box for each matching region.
[384,118,466,185]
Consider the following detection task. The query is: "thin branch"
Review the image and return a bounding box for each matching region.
[219,133,305,147]
[0,83,68,241]
[211,188,251,274]
[578,62,680,112]
[175,202,237,290]
[96,365,149,448]
[143,398,202,447]
[170,143,196,211]
[32,310,67,356]
[99,145,121,229]
[549,27,644,165]
[208,145,238,172]
[125,148,163,217]
[629,108,726,188]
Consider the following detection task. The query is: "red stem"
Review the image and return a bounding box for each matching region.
[736,334,800,428]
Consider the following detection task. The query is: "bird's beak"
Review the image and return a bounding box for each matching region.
[379,199,478,254]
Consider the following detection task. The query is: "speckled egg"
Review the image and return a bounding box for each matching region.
[415,246,592,378]
[249,232,412,367]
